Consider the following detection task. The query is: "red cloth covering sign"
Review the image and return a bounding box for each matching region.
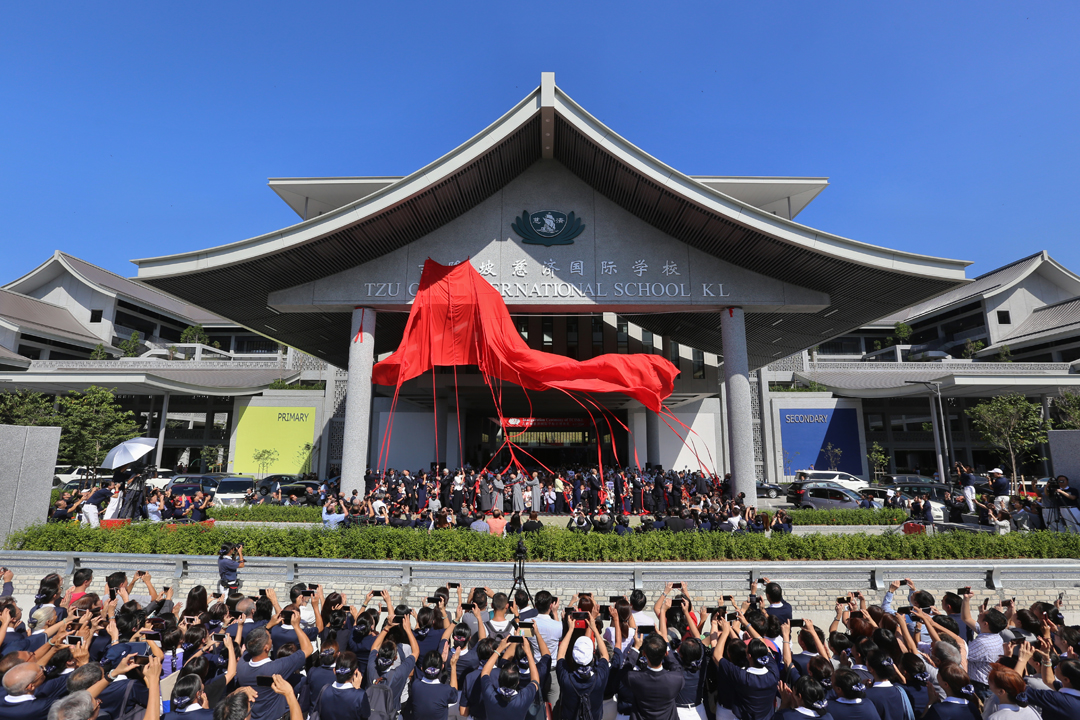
[372,260,678,412]
[501,418,591,429]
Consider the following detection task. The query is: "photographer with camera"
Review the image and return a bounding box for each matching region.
[956,461,978,514]
[217,542,245,595]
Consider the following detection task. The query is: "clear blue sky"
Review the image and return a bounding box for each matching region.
[2,2,1077,281]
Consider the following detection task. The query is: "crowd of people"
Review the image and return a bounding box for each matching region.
[1,563,1078,720]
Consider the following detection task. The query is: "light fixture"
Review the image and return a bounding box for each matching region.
[265,325,278,332]
[823,308,839,317]
[772,318,783,326]
[265,306,281,315]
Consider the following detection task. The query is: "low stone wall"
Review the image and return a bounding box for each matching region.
[1,551,1077,629]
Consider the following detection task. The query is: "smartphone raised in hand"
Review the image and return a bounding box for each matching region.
[609,596,621,604]
[256,676,274,687]
[447,583,460,589]
[958,587,971,596]
[791,619,805,628]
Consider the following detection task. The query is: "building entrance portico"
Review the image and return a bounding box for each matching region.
[135,73,970,504]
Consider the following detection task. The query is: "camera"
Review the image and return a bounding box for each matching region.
[514,539,528,561]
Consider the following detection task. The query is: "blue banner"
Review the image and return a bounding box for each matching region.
[779,407,862,476]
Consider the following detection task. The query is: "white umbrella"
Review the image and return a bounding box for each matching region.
[102,437,158,470]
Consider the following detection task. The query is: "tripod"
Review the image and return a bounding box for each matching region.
[508,540,532,606]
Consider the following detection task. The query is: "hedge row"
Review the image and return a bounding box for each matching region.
[8,523,1080,562]
[206,505,909,526]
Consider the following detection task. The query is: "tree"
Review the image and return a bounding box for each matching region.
[56,386,140,468]
[893,322,913,344]
[180,324,210,345]
[296,442,313,474]
[962,339,985,359]
[200,444,225,472]
[822,442,843,471]
[867,442,888,480]
[965,393,1048,485]
[118,331,143,358]
[1053,389,1080,430]
[996,344,1013,363]
[0,389,57,427]
[252,448,279,477]
[89,344,109,360]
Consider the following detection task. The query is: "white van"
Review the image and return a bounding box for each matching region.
[213,476,256,506]
[793,470,869,493]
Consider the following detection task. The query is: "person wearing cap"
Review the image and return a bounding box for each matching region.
[556,607,613,720]
[989,469,1011,511]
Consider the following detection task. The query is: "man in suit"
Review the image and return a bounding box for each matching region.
[626,633,684,720]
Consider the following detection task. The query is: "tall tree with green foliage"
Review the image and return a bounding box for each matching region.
[118,331,143,357]
[867,442,888,479]
[893,322,913,344]
[57,386,140,468]
[965,393,1048,485]
[180,324,210,345]
[89,344,109,360]
[1053,389,1080,430]
[962,338,985,359]
[0,389,57,427]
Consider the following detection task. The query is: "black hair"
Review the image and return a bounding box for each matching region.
[213,691,251,720]
[171,674,203,709]
[764,582,783,603]
[983,608,1008,634]
[335,651,360,683]
[834,668,867,699]
[642,633,668,667]
[629,589,647,612]
[72,568,93,587]
[794,676,829,716]
[534,590,553,614]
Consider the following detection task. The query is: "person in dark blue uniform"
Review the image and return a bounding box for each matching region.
[312,651,367,720]
[921,664,981,720]
[555,611,612,720]
[164,674,214,719]
[897,653,931,717]
[410,649,460,720]
[827,669,882,720]
[777,676,834,720]
[480,636,540,720]
[863,650,908,720]
[711,616,780,720]
[216,543,244,595]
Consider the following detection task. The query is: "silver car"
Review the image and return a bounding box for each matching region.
[797,482,866,510]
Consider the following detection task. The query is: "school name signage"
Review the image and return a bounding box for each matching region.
[783,413,829,424]
[362,279,732,299]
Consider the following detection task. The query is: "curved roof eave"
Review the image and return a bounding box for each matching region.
[134,83,969,286]
[133,88,546,279]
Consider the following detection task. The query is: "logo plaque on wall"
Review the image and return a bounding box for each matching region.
[511,210,585,246]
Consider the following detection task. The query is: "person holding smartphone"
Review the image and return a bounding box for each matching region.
[235,621,314,720]
[216,542,244,595]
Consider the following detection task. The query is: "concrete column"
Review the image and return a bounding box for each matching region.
[721,307,756,505]
[645,409,660,468]
[341,307,376,496]
[155,392,170,468]
[1041,395,1052,478]
[629,408,647,470]
[929,396,947,484]
[757,370,775,482]
[435,401,448,470]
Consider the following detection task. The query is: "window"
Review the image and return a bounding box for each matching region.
[867,414,884,431]
[17,345,42,360]
[670,341,680,370]
[591,317,604,356]
[89,309,103,323]
[566,317,578,358]
[997,310,1011,325]
[692,349,705,379]
[616,319,628,353]
[641,330,653,353]
[516,318,529,342]
[542,317,553,349]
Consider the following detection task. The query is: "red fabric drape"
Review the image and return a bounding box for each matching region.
[372,259,678,412]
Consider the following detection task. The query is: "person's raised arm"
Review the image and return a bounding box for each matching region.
[804,619,829,659]
[781,621,793,668]
[608,605,622,651]
[557,621,574,662]
[271,674,303,720]
[524,635,540,686]
[222,632,238,683]
[959,592,978,632]
[482,638,510,677]
[402,610,419,658]
[266,588,282,614]
[295,612,314,657]
[590,613,609,662]
[713,617,732,663]
[654,581,672,617]
[313,585,325,633]
[449,648,459,690]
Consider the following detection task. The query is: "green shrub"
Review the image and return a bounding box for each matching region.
[208,506,322,522]
[8,523,1080,562]
[205,505,907,526]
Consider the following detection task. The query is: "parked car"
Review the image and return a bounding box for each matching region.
[792,470,869,493]
[794,482,869,511]
[756,481,783,499]
[787,479,858,507]
[167,483,204,498]
[255,474,302,496]
[53,466,112,487]
[879,474,936,485]
[166,474,220,496]
[213,477,256,506]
